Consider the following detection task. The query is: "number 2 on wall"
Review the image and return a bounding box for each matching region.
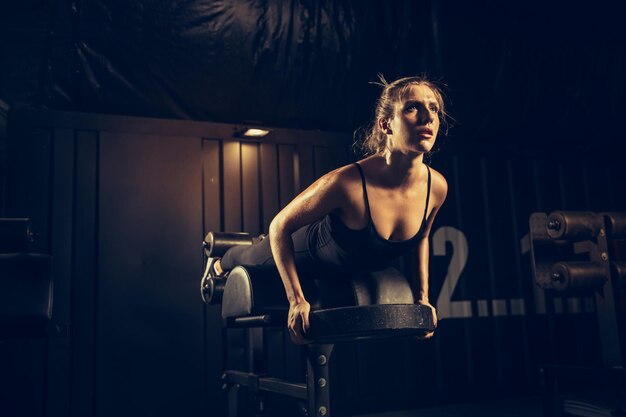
[433,226,472,319]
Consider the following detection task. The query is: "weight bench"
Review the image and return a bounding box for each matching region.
[201,232,435,417]
[0,218,54,339]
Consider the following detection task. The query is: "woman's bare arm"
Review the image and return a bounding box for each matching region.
[414,170,448,338]
[269,166,350,343]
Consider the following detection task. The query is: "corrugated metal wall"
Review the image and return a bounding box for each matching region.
[419,150,626,405]
[2,108,625,417]
[1,109,349,417]
[0,99,8,214]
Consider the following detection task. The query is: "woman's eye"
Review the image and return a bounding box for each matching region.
[405,103,438,113]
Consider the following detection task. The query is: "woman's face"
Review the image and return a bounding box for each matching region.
[385,84,440,155]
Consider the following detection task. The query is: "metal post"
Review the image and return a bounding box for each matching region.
[228,383,246,417]
[593,223,623,367]
[307,343,334,417]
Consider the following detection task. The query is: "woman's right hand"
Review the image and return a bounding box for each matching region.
[417,299,437,339]
[288,299,311,344]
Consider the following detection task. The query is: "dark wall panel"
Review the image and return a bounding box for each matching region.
[1,126,52,417]
[422,146,622,406]
[481,157,526,385]
[298,144,314,191]
[584,164,612,212]
[278,144,297,209]
[260,143,279,232]
[241,142,260,234]
[607,164,626,211]
[200,138,224,415]
[2,108,350,417]
[5,127,52,251]
[70,130,99,417]
[223,141,242,232]
[504,159,532,382]
[439,153,495,398]
[0,339,47,416]
[47,127,74,417]
[202,139,222,233]
[0,100,8,214]
[314,146,333,179]
[97,132,205,416]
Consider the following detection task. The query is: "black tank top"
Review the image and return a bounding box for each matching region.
[307,162,432,271]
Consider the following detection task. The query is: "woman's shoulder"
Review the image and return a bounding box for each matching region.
[426,165,448,204]
[309,162,362,197]
[427,165,447,186]
[320,161,363,184]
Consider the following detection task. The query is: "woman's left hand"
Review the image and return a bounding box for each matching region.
[417,299,437,339]
[288,300,311,345]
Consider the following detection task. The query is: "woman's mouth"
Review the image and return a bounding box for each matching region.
[416,127,433,137]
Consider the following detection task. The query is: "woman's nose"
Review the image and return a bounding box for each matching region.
[418,109,433,124]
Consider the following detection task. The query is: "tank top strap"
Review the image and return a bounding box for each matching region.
[353,163,372,221]
[422,165,432,224]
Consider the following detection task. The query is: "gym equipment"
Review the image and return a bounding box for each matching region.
[549,262,607,293]
[529,211,626,416]
[545,211,604,240]
[529,212,613,295]
[201,232,269,305]
[200,257,227,305]
[604,212,626,238]
[203,232,256,257]
[220,264,434,339]
[0,218,54,338]
[202,231,435,417]
[611,262,626,288]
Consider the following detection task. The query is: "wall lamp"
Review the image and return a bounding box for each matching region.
[235,127,270,139]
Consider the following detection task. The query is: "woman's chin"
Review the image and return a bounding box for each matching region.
[418,139,436,152]
[411,143,434,154]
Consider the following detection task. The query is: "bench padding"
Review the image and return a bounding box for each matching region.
[308,304,434,342]
[221,265,415,319]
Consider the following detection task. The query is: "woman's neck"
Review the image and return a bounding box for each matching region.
[382,151,425,188]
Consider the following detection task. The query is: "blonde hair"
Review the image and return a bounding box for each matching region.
[358,75,449,157]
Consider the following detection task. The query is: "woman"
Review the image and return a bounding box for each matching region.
[214,75,448,344]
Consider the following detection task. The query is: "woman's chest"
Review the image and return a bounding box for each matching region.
[340,186,429,241]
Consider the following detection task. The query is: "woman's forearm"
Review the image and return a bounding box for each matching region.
[268,220,306,304]
[416,237,430,303]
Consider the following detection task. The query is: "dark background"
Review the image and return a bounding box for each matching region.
[1,1,626,417]
[2,1,625,149]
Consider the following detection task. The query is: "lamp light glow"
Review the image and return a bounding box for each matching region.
[242,128,270,138]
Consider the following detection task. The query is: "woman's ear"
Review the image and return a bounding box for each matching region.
[379,118,392,135]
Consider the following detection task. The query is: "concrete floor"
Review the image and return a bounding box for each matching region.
[354,396,543,417]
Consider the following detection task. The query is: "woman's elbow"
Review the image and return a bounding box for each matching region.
[268,217,281,237]
[269,214,290,238]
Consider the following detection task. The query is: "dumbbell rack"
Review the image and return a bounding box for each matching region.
[529,211,626,417]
